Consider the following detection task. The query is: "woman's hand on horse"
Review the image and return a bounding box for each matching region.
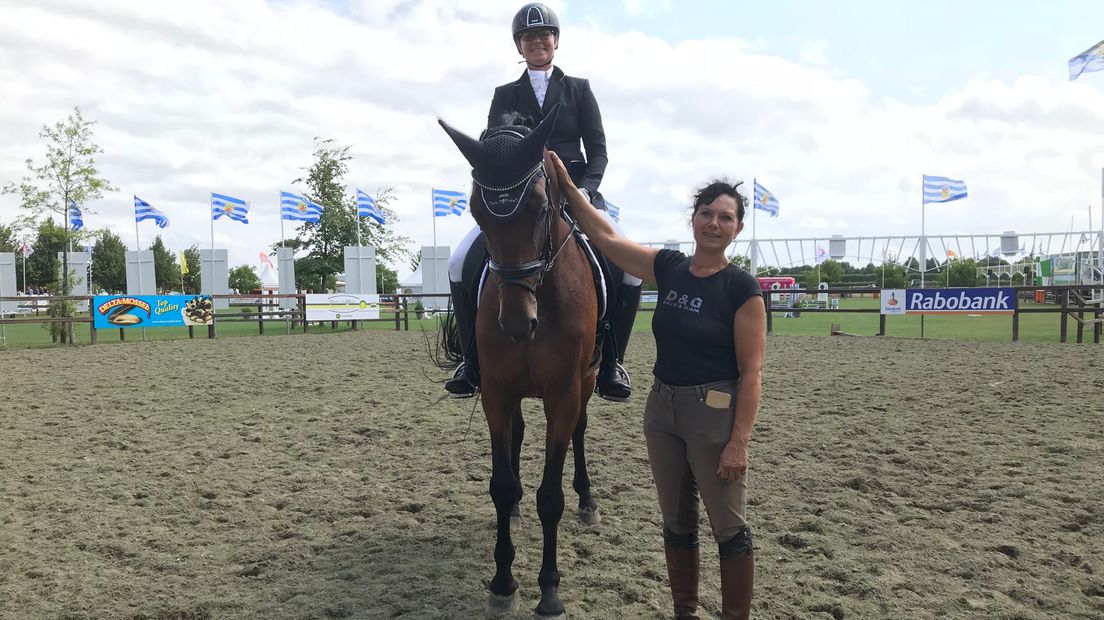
[717,439,748,482]
[545,150,578,193]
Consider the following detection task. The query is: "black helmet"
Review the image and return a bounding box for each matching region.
[512,3,559,41]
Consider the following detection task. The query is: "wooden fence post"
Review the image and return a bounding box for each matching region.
[878,314,886,336]
[257,303,264,336]
[1060,289,1068,343]
[1012,309,1019,342]
[762,290,772,334]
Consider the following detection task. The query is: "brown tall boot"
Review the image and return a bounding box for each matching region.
[663,528,700,619]
[719,528,754,620]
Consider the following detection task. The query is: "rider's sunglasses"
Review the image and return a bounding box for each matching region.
[521,29,555,43]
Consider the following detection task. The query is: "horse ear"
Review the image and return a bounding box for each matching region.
[438,118,486,170]
[519,104,560,161]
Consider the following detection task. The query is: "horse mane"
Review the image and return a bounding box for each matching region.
[493,112,535,130]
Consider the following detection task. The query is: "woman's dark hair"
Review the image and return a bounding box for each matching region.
[691,179,746,221]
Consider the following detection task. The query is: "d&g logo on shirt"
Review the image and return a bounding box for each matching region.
[663,290,702,313]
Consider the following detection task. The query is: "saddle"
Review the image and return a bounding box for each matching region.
[460,222,622,373]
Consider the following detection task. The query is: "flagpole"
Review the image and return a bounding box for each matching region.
[279,191,286,249]
[135,211,144,295]
[920,176,926,338]
[432,188,437,255]
[751,178,758,277]
[210,193,215,300]
[354,190,361,248]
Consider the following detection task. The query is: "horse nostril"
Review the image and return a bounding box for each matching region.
[528,318,539,338]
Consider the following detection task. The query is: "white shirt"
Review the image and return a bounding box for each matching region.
[527,67,553,107]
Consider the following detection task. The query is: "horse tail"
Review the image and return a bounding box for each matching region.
[434,297,463,370]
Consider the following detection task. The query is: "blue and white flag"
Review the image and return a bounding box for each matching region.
[604,200,621,222]
[922,175,968,204]
[68,200,85,231]
[815,245,828,265]
[280,191,322,223]
[211,193,249,223]
[357,189,385,224]
[432,189,468,217]
[134,196,169,228]
[753,181,780,217]
[1069,39,1104,81]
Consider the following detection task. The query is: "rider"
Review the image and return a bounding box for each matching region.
[445,2,643,402]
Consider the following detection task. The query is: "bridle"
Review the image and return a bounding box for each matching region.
[478,164,574,296]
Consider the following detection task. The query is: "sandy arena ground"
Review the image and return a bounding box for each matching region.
[1,330,1102,619]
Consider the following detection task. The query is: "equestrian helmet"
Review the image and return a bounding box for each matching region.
[512,3,559,41]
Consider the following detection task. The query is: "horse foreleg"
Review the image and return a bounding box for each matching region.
[484,399,521,617]
[510,405,524,531]
[534,395,579,619]
[571,409,600,525]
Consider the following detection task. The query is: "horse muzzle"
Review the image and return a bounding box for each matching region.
[499,310,538,342]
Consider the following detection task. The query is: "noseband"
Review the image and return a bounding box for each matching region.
[477,164,573,296]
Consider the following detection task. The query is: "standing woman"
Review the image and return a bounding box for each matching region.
[445,2,643,402]
[547,150,765,619]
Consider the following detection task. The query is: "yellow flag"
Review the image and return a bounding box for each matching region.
[179,250,189,275]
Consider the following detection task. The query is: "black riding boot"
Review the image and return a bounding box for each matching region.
[596,283,641,402]
[445,280,480,398]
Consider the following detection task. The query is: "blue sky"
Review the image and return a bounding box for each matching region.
[582,1,1104,103]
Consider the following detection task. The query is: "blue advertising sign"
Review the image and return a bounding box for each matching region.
[93,295,214,329]
[880,288,1016,315]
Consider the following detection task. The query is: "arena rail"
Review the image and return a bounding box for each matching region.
[756,284,1104,343]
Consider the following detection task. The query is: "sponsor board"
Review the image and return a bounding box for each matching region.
[881,289,906,315]
[880,288,1016,315]
[305,293,380,321]
[93,295,214,329]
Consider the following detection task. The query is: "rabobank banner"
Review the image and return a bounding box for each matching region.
[881,288,1016,315]
[93,295,214,329]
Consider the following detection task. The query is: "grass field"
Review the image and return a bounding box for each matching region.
[1,298,1099,349]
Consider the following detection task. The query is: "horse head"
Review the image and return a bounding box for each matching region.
[439,107,561,342]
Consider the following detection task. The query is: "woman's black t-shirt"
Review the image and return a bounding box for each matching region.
[651,249,762,386]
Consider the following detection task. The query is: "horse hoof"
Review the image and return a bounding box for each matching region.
[485,590,520,618]
[535,598,566,619]
[510,515,523,531]
[578,506,600,526]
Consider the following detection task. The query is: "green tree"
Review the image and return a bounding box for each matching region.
[181,245,201,294]
[878,263,907,289]
[820,259,843,285]
[91,229,127,293]
[947,259,982,287]
[2,107,116,342]
[377,264,399,295]
[229,265,261,293]
[25,219,66,290]
[729,254,751,272]
[293,138,411,291]
[801,269,821,291]
[0,222,17,252]
[149,235,180,292]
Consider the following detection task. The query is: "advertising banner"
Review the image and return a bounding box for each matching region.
[305,293,381,321]
[93,295,214,329]
[880,288,1017,315]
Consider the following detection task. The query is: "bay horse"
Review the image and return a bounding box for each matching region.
[438,106,599,618]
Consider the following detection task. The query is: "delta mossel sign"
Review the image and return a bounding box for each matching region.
[881,288,1016,315]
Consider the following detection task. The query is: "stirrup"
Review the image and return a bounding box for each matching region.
[596,362,631,402]
[445,362,479,399]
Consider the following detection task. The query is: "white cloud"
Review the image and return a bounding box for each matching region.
[1,0,1102,282]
